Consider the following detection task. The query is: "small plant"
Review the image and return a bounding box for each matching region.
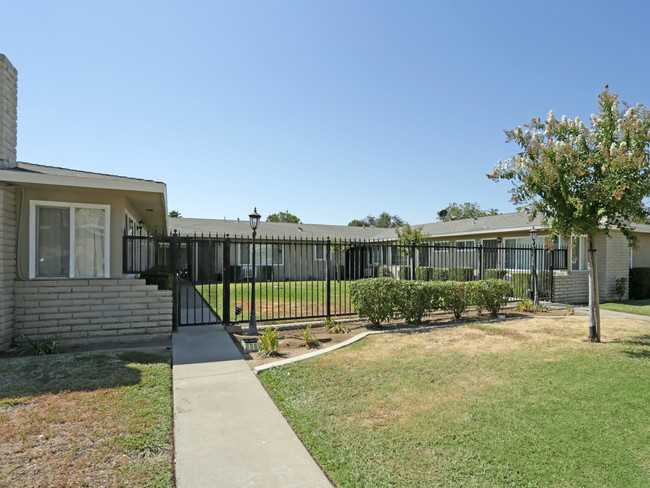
[258,326,284,357]
[325,318,349,334]
[14,335,62,356]
[615,277,627,302]
[301,324,320,348]
[517,299,548,313]
[565,304,575,316]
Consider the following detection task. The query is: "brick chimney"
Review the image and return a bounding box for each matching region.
[0,54,17,169]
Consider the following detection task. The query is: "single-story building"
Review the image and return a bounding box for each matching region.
[0,54,172,351]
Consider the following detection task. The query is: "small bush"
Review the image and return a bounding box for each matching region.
[398,267,411,280]
[440,281,477,319]
[565,304,575,315]
[14,335,62,356]
[140,272,172,291]
[475,279,512,317]
[379,266,393,277]
[484,269,507,280]
[629,268,650,300]
[301,324,320,348]
[258,326,284,357]
[449,267,474,282]
[614,277,627,302]
[395,281,431,324]
[350,278,399,325]
[415,267,449,281]
[516,299,549,313]
[512,271,551,299]
[325,318,349,334]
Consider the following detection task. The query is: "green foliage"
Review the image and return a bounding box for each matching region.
[394,281,432,324]
[168,210,181,217]
[266,210,301,223]
[615,277,627,302]
[140,272,173,291]
[475,279,513,317]
[395,223,429,249]
[324,318,349,334]
[348,211,405,228]
[565,304,575,315]
[416,267,449,281]
[398,266,411,280]
[14,335,62,356]
[629,268,650,299]
[440,281,477,319]
[350,278,400,326]
[301,324,320,348]
[516,299,549,313]
[484,269,507,280]
[449,266,474,282]
[511,271,550,299]
[438,202,499,221]
[258,326,285,357]
[377,265,393,277]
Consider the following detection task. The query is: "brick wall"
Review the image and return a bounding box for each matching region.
[14,279,172,347]
[0,54,17,169]
[0,184,16,350]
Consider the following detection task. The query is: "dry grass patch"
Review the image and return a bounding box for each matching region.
[0,351,172,488]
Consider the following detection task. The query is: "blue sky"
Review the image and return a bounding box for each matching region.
[3,1,650,225]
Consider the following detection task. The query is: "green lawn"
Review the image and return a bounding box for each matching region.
[260,318,650,487]
[196,280,353,322]
[601,299,650,316]
[0,350,173,487]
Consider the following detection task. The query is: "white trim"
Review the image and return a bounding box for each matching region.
[29,200,110,279]
[455,239,476,249]
[314,245,327,261]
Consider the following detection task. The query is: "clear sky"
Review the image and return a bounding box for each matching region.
[2,1,650,225]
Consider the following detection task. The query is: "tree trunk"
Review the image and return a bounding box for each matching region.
[587,235,601,342]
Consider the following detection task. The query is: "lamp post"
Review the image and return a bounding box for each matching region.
[530,226,539,308]
[247,208,261,335]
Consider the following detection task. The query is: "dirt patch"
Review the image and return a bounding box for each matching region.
[227,306,582,369]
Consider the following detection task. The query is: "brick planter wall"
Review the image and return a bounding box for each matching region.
[13,279,172,347]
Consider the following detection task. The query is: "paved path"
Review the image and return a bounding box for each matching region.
[574,306,650,322]
[178,282,219,325]
[173,325,332,488]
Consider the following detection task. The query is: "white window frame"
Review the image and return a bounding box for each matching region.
[314,245,327,261]
[29,200,111,279]
[566,235,588,272]
[433,240,450,250]
[238,243,285,266]
[455,239,475,249]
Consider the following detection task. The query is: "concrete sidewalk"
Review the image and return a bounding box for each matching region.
[173,325,332,488]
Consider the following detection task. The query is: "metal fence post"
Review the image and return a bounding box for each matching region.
[411,244,416,280]
[478,243,483,280]
[326,237,331,319]
[223,235,231,326]
[170,230,179,331]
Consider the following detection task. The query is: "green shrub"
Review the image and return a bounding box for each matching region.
[629,268,650,299]
[449,267,474,282]
[399,267,412,280]
[258,326,284,357]
[394,281,431,324]
[325,318,349,334]
[350,278,399,325]
[140,272,173,291]
[512,271,551,299]
[475,279,512,317]
[440,281,478,319]
[614,277,627,302]
[302,324,320,348]
[379,266,393,277]
[484,269,507,280]
[14,335,62,356]
[415,267,449,281]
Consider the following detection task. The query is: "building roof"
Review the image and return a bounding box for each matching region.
[12,161,165,184]
[169,212,546,240]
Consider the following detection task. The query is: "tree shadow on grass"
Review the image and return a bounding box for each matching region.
[0,351,169,399]
[609,334,650,359]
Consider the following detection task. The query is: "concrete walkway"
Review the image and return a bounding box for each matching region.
[172,325,332,488]
[574,306,650,322]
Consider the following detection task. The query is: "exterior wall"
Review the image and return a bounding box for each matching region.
[632,233,650,268]
[0,184,16,350]
[14,279,172,347]
[0,54,17,169]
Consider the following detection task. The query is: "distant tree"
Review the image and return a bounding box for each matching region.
[266,210,301,224]
[396,224,429,254]
[438,202,499,221]
[168,210,182,218]
[488,87,650,343]
[348,211,404,228]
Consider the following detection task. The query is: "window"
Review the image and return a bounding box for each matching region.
[30,201,110,279]
[433,240,450,249]
[455,240,475,249]
[570,236,588,271]
[314,245,327,261]
[238,243,284,266]
[391,246,408,266]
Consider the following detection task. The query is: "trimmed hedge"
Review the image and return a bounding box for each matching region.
[140,272,173,291]
[511,271,551,299]
[484,269,507,280]
[350,277,512,324]
[449,267,474,282]
[415,267,449,281]
[399,267,412,280]
[630,267,650,299]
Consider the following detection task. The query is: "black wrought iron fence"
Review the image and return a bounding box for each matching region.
[124,233,568,327]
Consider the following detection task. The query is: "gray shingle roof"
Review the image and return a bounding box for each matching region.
[12,161,165,185]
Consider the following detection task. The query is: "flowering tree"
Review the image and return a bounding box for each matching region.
[488,87,650,342]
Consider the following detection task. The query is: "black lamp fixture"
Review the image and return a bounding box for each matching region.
[529,226,538,242]
[247,207,261,335]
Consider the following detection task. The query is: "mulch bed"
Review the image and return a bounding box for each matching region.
[227,306,584,369]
